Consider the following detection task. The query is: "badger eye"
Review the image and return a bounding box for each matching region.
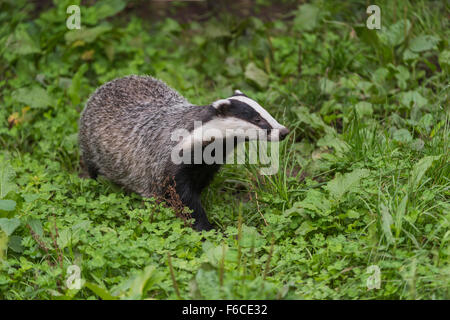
[255,118,262,124]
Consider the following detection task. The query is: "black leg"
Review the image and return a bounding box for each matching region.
[175,182,213,231]
[174,163,221,231]
[85,159,99,179]
[189,197,214,232]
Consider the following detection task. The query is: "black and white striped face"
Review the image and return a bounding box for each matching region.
[208,90,290,142]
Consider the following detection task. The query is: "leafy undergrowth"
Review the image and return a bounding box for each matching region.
[0,0,449,299]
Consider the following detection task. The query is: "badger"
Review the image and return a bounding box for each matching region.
[79,75,289,231]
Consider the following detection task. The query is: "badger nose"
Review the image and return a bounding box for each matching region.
[279,127,290,141]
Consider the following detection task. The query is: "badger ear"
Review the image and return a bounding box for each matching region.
[211,99,230,111]
[234,90,243,95]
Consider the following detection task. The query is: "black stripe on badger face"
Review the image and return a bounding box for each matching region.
[216,99,272,131]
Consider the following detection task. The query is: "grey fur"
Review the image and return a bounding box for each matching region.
[79,75,212,197]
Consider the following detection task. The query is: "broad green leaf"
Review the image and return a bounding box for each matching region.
[392,128,413,143]
[195,268,221,299]
[27,219,44,238]
[393,65,410,90]
[203,241,228,267]
[403,48,419,61]
[239,225,265,248]
[4,24,41,56]
[57,228,71,249]
[316,134,350,156]
[8,235,23,253]
[294,4,320,31]
[410,155,442,189]
[0,218,21,236]
[0,199,16,211]
[245,63,269,88]
[85,282,118,300]
[326,169,370,200]
[438,50,450,67]
[12,86,54,109]
[93,0,126,20]
[295,220,317,236]
[379,19,411,47]
[400,90,428,109]
[294,107,335,134]
[347,210,360,219]
[0,160,17,199]
[65,25,112,44]
[295,189,332,216]
[127,265,162,298]
[409,35,440,52]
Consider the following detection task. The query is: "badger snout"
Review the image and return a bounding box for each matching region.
[279,127,290,141]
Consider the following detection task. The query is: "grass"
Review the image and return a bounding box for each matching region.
[0,0,449,299]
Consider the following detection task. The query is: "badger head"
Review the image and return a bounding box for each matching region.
[172,91,290,165]
[205,90,289,142]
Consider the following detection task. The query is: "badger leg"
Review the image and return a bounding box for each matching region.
[174,178,214,231]
[175,186,213,231]
[174,164,221,231]
[187,194,214,231]
[83,159,99,179]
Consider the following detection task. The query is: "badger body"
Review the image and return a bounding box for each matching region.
[79,75,288,231]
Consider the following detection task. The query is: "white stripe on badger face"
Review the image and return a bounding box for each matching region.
[180,117,264,150]
[212,99,231,108]
[229,95,285,130]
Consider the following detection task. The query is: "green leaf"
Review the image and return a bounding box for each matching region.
[400,90,428,109]
[85,282,118,300]
[0,160,17,199]
[295,189,332,216]
[127,265,162,298]
[326,169,370,200]
[27,219,44,238]
[392,128,413,143]
[295,220,317,236]
[347,210,360,219]
[316,134,350,156]
[5,24,41,56]
[410,155,441,189]
[0,218,21,236]
[0,200,16,211]
[438,50,450,67]
[0,231,7,261]
[203,241,228,267]
[409,35,440,52]
[68,64,88,106]
[380,203,394,244]
[195,268,221,299]
[57,228,71,249]
[293,4,320,31]
[354,101,373,118]
[239,225,265,248]
[12,86,54,109]
[379,19,411,47]
[65,25,112,44]
[8,235,23,253]
[93,0,126,20]
[245,62,269,88]
[395,195,408,237]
